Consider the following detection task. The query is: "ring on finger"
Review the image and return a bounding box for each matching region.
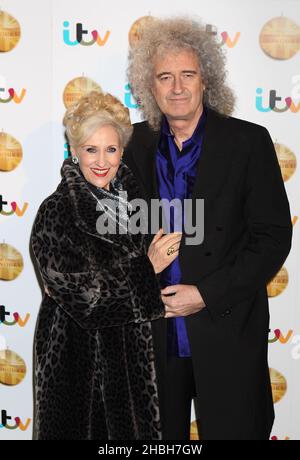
[167,245,176,256]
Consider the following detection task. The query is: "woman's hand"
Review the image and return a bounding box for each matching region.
[147,228,182,274]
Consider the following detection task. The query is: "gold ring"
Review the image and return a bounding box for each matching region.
[167,246,175,256]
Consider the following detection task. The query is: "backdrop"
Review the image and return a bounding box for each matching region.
[0,0,299,440]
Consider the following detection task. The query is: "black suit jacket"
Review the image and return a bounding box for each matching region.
[124,108,292,439]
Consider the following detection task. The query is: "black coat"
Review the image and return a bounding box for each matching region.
[123,108,292,440]
[31,158,164,440]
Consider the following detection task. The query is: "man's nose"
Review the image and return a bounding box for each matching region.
[172,76,184,94]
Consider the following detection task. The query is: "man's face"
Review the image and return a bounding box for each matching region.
[151,48,205,123]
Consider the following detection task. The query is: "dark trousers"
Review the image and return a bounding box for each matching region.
[160,356,199,440]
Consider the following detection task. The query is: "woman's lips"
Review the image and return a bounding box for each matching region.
[91,168,109,177]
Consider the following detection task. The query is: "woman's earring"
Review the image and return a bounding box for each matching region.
[72,156,79,164]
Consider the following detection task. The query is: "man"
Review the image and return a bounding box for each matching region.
[124,17,292,440]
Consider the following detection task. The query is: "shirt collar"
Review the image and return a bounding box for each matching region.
[161,106,207,147]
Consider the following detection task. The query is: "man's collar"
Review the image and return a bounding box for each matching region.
[161,106,207,146]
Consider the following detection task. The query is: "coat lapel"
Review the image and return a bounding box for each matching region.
[130,130,160,202]
[191,108,234,201]
[132,109,233,204]
[61,158,140,248]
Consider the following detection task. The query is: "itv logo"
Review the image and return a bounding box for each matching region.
[0,86,26,104]
[0,410,31,431]
[0,195,28,217]
[0,305,30,328]
[256,75,300,113]
[269,329,293,344]
[63,21,110,46]
[205,24,240,48]
[124,83,139,109]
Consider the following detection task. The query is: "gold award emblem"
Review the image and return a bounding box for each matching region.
[0,10,21,52]
[128,16,157,47]
[0,131,23,172]
[267,266,288,297]
[0,243,24,281]
[269,368,287,403]
[0,349,26,385]
[274,143,297,182]
[63,77,102,108]
[259,16,300,60]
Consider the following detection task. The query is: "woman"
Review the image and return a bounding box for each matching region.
[31,91,181,440]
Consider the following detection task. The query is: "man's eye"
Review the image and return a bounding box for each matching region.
[160,75,171,81]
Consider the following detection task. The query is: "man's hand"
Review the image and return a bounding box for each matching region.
[161,284,206,318]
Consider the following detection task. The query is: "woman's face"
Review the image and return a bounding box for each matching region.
[71,124,122,190]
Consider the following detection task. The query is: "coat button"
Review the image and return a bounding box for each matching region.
[221,308,232,317]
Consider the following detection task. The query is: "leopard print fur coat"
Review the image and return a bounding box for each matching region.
[31,157,164,440]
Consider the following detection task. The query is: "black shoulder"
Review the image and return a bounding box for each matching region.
[128,121,158,146]
[36,180,66,212]
[214,109,269,135]
[124,121,159,166]
[206,109,271,151]
[31,179,70,234]
[132,120,154,134]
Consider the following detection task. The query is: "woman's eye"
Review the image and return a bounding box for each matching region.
[86,147,97,154]
[107,146,117,153]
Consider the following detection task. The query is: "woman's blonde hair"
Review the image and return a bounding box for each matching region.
[127,16,235,130]
[63,91,133,148]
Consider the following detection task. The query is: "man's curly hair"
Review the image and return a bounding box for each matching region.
[127,16,235,130]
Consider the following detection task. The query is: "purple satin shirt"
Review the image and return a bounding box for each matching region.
[156,108,207,357]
